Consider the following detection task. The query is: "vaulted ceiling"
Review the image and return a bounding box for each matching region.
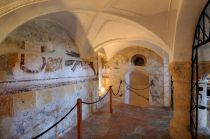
[0,0,207,60]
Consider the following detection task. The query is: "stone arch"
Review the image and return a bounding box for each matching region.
[98,39,169,62]
[91,14,170,56]
[172,0,207,61]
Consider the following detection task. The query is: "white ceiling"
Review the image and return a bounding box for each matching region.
[0,0,207,60]
[111,0,170,16]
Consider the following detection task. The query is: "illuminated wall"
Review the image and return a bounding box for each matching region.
[0,19,99,139]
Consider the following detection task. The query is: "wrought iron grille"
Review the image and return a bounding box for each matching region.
[191,1,210,139]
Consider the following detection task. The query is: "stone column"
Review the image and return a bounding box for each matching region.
[98,54,103,89]
[163,56,171,107]
[169,61,192,139]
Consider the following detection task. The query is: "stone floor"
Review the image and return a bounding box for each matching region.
[60,99,172,139]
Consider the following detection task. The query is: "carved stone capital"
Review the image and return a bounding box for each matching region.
[169,61,191,83]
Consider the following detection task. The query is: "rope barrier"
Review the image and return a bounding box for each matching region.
[123,80,153,90]
[108,80,151,100]
[31,79,153,139]
[112,80,123,96]
[128,87,149,101]
[32,86,113,139]
[32,103,78,139]
[121,80,152,101]
[126,85,151,91]
[82,88,110,104]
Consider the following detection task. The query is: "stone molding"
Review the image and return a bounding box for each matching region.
[0,76,98,96]
[169,61,191,83]
[0,0,49,17]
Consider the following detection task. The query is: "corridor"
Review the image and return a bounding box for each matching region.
[1,0,210,139]
[60,98,171,139]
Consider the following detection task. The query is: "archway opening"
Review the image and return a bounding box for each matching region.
[126,68,149,107]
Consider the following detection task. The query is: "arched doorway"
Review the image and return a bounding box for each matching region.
[125,68,149,107]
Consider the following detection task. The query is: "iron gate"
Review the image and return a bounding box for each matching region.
[191,1,210,139]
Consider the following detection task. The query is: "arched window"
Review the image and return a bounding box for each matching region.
[131,54,146,66]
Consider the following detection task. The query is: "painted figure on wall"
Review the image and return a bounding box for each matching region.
[45,57,62,72]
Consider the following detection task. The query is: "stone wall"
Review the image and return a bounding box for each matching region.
[106,47,165,106]
[0,19,99,139]
[0,81,98,139]
[169,61,192,139]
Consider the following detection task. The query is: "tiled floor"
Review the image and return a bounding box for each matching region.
[60,99,172,139]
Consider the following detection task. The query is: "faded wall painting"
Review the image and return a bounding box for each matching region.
[0,13,100,139]
[0,19,96,95]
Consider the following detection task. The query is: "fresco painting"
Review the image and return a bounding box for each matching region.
[45,57,62,72]
[65,50,80,58]
[20,54,46,74]
[0,53,18,75]
[0,20,96,95]
[65,60,96,74]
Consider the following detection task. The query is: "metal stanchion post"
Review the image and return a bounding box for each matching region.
[77,98,82,139]
[109,86,113,113]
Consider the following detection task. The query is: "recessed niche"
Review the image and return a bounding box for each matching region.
[131,54,146,66]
